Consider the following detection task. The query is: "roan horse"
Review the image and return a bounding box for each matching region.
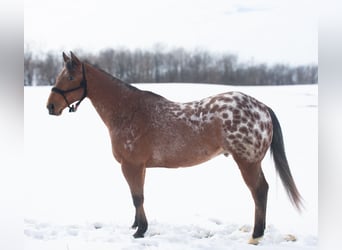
[47,52,302,244]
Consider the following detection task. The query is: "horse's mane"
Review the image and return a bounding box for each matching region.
[84,60,165,100]
[84,60,140,93]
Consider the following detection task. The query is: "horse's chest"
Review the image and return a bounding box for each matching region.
[109,123,150,164]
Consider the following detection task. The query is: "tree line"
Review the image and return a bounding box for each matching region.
[24,46,317,86]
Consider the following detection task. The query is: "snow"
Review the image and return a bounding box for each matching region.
[24,84,317,249]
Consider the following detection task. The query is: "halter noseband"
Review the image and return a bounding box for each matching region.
[51,63,88,112]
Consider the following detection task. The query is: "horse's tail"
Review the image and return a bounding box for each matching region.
[268,107,303,211]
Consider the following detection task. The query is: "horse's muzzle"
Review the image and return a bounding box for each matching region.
[47,103,57,115]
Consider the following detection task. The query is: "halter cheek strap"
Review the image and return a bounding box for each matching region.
[51,63,88,112]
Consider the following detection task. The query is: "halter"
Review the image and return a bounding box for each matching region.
[51,63,88,112]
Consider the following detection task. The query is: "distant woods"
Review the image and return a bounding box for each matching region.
[24,46,317,86]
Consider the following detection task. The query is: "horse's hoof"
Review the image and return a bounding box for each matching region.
[133,231,144,238]
[248,237,262,245]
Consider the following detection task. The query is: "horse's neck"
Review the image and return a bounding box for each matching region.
[85,65,138,128]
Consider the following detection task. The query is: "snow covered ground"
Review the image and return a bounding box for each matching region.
[24,84,317,250]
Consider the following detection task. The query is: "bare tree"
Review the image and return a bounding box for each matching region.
[35,52,61,85]
[24,44,35,86]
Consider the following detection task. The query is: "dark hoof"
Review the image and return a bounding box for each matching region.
[133,231,145,238]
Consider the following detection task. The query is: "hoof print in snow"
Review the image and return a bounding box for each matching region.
[239,225,252,233]
[93,222,103,229]
[284,234,297,242]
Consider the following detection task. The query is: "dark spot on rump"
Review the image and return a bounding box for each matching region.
[225,120,232,130]
[259,104,268,112]
[247,122,254,129]
[222,113,228,119]
[251,99,258,107]
[212,104,220,113]
[218,105,228,112]
[228,134,235,140]
[243,109,253,119]
[241,117,248,123]
[260,122,265,132]
[233,109,240,115]
[239,126,249,136]
[232,139,240,145]
[236,103,243,110]
[254,129,262,141]
[243,137,253,145]
[233,119,240,125]
[224,97,233,102]
[233,96,240,102]
[253,111,260,120]
[233,110,241,120]
[237,143,246,151]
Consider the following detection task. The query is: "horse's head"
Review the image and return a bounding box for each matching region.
[46,52,87,115]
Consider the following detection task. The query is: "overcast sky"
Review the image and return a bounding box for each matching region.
[24,0,317,65]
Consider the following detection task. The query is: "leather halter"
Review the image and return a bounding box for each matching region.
[51,63,88,112]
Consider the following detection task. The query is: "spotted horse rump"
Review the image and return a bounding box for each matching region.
[47,52,303,244]
[167,91,273,163]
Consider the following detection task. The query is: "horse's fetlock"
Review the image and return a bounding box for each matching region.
[132,195,144,207]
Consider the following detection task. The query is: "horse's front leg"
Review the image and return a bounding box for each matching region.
[121,163,148,238]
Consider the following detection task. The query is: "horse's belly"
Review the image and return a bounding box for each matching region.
[148,144,224,168]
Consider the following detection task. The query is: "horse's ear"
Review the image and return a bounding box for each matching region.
[63,52,70,63]
[70,51,81,66]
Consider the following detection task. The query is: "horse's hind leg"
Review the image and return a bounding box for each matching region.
[236,160,269,244]
[121,164,148,238]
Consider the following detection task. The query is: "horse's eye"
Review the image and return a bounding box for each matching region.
[68,76,74,81]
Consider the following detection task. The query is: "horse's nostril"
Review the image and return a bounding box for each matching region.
[47,103,55,114]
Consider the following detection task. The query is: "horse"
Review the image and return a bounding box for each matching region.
[46,52,303,244]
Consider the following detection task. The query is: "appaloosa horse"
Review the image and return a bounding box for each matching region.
[47,52,302,244]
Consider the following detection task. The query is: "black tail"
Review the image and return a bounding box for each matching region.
[268,107,303,211]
